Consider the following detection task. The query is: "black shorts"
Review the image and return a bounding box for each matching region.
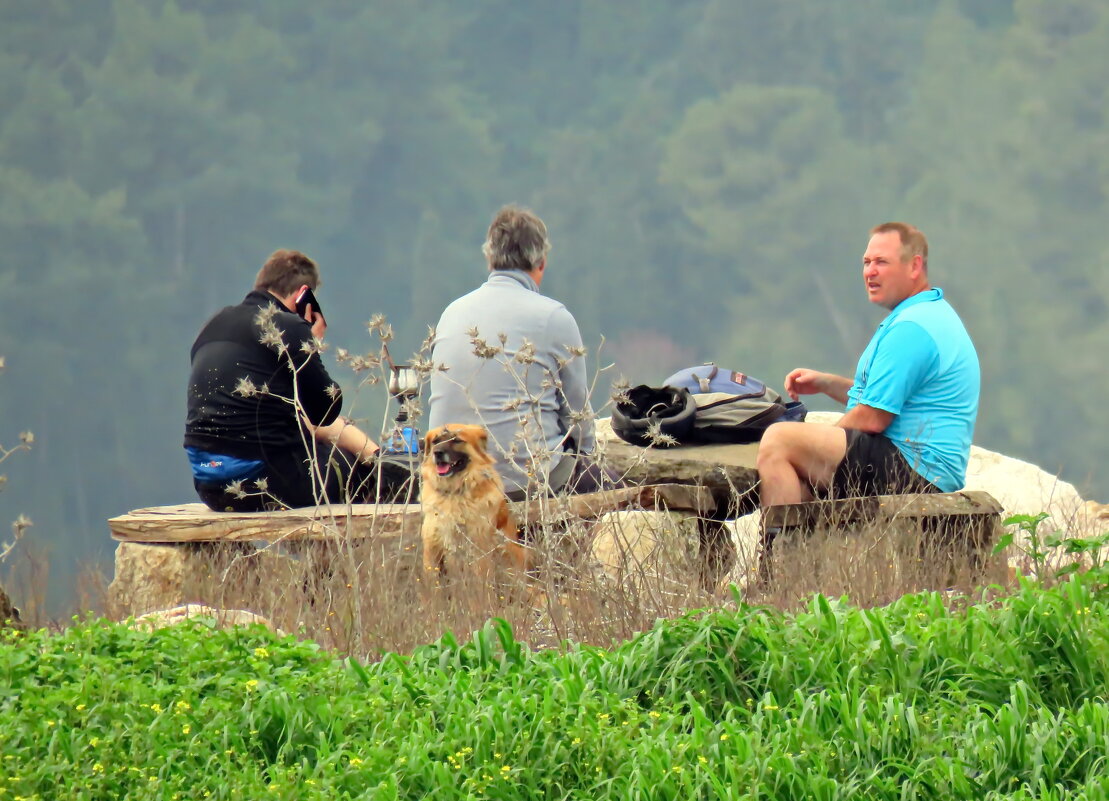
[826,430,939,499]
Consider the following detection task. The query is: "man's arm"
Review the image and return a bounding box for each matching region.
[280,314,343,427]
[784,368,853,405]
[836,404,894,433]
[310,417,379,463]
[849,321,937,434]
[550,308,595,452]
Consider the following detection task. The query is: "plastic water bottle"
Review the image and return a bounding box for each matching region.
[400,426,419,454]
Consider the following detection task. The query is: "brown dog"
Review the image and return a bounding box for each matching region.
[420,424,529,588]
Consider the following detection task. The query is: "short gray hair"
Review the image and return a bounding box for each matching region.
[482,205,551,272]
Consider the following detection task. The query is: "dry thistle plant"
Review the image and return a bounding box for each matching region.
[0,356,33,566]
[1,354,33,629]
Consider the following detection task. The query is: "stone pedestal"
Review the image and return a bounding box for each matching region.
[590,510,703,597]
[107,541,302,619]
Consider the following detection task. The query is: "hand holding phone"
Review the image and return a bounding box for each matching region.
[294,285,327,340]
[294,286,325,325]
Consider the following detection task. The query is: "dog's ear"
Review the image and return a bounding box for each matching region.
[477,427,489,450]
[423,429,437,453]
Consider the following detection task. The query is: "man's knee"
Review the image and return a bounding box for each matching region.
[756,422,807,470]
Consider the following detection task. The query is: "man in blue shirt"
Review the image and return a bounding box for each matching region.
[756,222,980,510]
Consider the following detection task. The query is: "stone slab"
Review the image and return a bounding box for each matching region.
[109,484,715,544]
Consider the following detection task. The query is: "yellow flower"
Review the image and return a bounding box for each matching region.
[90,737,101,748]
[245,679,259,691]
[182,725,191,735]
[254,647,269,658]
[501,766,511,773]
[75,703,86,711]
[150,703,163,714]
[350,758,364,767]
[698,756,708,764]
[92,763,104,773]
[176,700,192,712]
[720,734,729,741]
[672,766,682,773]
[572,738,582,745]
[649,711,661,718]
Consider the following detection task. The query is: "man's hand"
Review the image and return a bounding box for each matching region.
[784,368,828,400]
[783,368,852,405]
[305,304,327,341]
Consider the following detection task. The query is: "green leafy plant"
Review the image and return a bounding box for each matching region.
[5,573,1109,799]
[994,513,1109,587]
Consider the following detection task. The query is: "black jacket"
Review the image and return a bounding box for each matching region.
[183,291,342,460]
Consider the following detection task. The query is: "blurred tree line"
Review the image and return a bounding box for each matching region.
[0,0,1106,599]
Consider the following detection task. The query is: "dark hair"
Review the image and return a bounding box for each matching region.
[253,249,320,297]
[482,206,551,272]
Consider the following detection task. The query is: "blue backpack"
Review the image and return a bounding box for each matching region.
[611,364,807,447]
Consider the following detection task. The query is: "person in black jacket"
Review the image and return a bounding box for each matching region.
[184,249,380,511]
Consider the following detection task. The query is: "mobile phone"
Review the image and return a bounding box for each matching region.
[294,286,324,323]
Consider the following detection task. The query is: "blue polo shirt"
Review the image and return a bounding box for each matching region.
[846,288,980,492]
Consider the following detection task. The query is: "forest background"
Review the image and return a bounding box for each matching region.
[1,0,1106,610]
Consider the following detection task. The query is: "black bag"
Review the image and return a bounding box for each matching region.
[611,364,807,447]
[609,384,697,447]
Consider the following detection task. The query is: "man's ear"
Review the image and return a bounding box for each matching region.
[910,254,924,278]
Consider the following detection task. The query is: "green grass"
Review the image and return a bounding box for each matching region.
[3,573,1109,800]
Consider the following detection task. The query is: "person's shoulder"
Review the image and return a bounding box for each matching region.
[902,293,971,335]
[437,286,488,322]
[248,301,312,346]
[897,292,954,324]
[535,291,572,314]
[530,292,576,328]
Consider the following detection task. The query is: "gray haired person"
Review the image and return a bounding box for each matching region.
[428,206,619,499]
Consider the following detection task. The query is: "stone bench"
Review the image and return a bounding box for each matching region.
[106,483,716,617]
[755,490,1005,592]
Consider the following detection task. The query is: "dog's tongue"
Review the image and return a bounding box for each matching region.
[436,463,451,476]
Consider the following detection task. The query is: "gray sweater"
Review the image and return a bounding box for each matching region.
[428,270,596,493]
